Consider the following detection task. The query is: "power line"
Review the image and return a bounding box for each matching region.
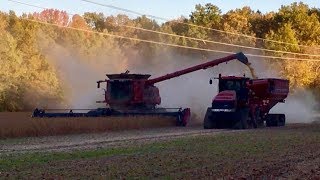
[8,0,44,10]
[79,0,320,50]
[8,0,320,58]
[16,17,320,62]
[122,25,320,57]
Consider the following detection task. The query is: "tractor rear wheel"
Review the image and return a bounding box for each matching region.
[252,107,264,128]
[232,109,249,129]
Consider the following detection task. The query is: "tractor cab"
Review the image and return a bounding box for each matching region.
[218,74,250,102]
[210,74,250,111]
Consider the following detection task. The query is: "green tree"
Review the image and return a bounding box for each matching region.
[0,30,25,111]
[265,23,300,52]
[83,12,105,31]
[189,3,221,28]
[2,12,62,111]
[188,3,222,50]
[275,2,320,45]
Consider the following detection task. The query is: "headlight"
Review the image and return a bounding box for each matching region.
[211,109,235,112]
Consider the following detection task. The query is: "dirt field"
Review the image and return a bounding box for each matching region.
[0,126,230,154]
[1,123,320,179]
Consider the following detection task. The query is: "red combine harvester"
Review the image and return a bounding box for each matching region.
[204,74,289,129]
[32,52,250,126]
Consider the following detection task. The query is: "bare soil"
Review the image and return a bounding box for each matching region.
[1,123,320,179]
[0,126,230,154]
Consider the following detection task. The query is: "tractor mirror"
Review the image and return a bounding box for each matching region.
[209,79,212,84]
[97,81,100,88]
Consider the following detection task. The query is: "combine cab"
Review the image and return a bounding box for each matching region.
[33,52,250,127]
[204,74,289,129]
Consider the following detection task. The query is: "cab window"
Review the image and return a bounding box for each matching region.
[109,80,132,101]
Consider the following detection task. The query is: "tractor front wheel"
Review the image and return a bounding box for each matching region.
[204,108,216,129]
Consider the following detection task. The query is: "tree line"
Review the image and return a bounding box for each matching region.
[0,2,320,111]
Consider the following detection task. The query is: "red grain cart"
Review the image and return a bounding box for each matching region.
[204,74,289,129]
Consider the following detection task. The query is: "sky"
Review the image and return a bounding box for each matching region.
[1,0,320,21]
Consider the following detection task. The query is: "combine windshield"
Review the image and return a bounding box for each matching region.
[109,80,132,101]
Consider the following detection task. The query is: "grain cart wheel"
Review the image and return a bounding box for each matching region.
[278,114,286,126]
[266,114,275,127]
[266,114,281,127]
[204,108,216,129]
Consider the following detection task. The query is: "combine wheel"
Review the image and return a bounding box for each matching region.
[204,108,216,129]
[176,108,191,126]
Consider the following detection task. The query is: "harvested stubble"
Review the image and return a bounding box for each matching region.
[0,112,176,139]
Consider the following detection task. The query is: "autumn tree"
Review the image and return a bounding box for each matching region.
[33,9,69,26]
[220,7,257,46]
[69,14,89,30]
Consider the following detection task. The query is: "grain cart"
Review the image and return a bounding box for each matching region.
[204,74,289,129]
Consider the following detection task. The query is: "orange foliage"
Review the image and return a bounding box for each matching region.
[33,9,69,26]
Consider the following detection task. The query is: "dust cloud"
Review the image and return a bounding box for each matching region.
[270,89,318,123]
[39,42,127,109]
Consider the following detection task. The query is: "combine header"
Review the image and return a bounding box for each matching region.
[204,74,289,129]
[33,52,250,126]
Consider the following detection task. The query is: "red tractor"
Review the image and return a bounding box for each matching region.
[204,74,289,129]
